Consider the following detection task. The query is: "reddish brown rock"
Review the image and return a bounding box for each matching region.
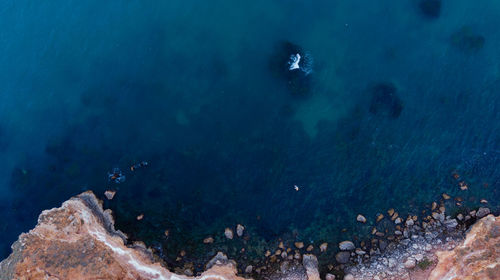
[429,214,500,280]
[0,191,248,280]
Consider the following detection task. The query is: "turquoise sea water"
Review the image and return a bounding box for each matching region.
[0,0,499,276]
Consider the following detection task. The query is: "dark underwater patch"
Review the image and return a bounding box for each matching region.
[450,26,485,53]
[419,0,441,19]
[368,83,403,119]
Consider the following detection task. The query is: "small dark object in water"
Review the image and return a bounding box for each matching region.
[269,41,313,97]
[369,83,403,119]
[130,161,148,171]
[419,0,441,19]
[450,26,485,53]
[108,167,126,183]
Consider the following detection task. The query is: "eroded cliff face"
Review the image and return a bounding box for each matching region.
[0,191,250,280]
[429,214,499,280]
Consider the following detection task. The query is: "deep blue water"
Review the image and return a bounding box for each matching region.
[0,0,499,275]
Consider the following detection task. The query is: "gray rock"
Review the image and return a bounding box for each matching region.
[379,240,388,251]
[335,251,351,264]
[245,265,253,273]
[344,274,355,280]
[476,207,490,218]
[339,241,355,251]
[444,219,458,229]
[404,258,416,269]
[325,273,335,280]
[388,258,396,268]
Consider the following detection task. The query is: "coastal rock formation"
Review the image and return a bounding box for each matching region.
[429,214,499,280]
[0,191,497,280]
[0,191,248,280]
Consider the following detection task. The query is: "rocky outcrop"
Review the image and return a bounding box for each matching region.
[0,191,497,280]
[429,214,499,280]
[0,191,248,280]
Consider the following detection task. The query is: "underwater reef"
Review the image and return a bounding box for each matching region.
[0,191,498,280]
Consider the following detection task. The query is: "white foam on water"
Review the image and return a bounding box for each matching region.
[288,53,301,70]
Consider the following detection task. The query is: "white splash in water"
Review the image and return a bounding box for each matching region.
[288,53,301,70]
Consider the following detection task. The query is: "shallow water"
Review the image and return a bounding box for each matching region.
[0,0,499,275]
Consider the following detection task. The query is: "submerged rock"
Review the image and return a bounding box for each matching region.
[419,0,441,19]
[368,83,403,119]
[450,26,485,53]
[335,251,351,264]
[0,191,248,280]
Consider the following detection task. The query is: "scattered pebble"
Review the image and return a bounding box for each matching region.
[344,274,354,280]
[306,245,313,252]
[320,242,328,252]
[480,199,488,204]
[357,214,367,223]
[406,219,414,226]
[203,237,214,244]
[394,217,402,224]
[335,251,350,264]
[376,213,384,222]
[294,242,304,249]
[325,273,336,280]
[442,193,451,200]
[245,265,253,273]
[164,229,169,237]
[236,224,244,237]
[104,190,116,200]
[224,228,234,239]
[339,241,355,251]
[136,214,144,221]
[388,208,395,216]
[391,212,399,221]
[404,257,416,269]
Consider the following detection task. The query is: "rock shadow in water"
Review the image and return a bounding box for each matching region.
[450,26,485,53]
[368,83,403,119]
[418,0,441,19]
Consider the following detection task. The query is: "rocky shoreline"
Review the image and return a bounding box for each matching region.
[0,191,498,279]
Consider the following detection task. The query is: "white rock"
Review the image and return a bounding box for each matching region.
[224,228,233,239]
[236,224,244,237]
[404,258,416,269]
[388,258,396,268]
[355,248,366,255]
[344,274,355,280]
[406,219,414,226]
[245,265,253,273]
[414,253,424,262]
[395,217,402,224]
[325,273,335,280]
[425,244,432,251]
[357,214,367,223]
